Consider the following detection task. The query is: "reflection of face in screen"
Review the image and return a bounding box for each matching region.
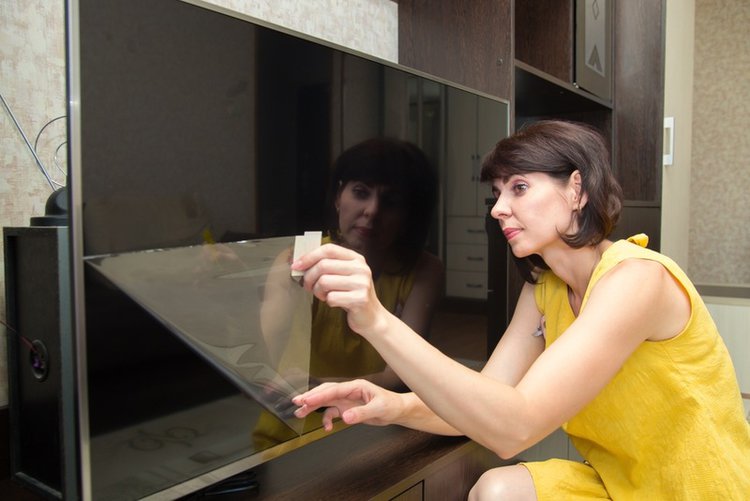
[327,137,438,277]
[254,138,444,448]
[335,181,406,261]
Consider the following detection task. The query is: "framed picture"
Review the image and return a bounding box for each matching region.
[575,0,612,100]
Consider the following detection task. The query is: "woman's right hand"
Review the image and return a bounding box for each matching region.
[292,243,390,338]
[292,379,404,431]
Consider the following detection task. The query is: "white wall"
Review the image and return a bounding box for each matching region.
[660,0,695,270]
[705,298,750,417]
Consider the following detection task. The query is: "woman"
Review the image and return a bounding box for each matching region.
[291,121,750,499]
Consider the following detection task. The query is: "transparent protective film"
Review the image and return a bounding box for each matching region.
[85,237,313,435]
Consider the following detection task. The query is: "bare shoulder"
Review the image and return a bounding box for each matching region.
[589,257,690,341]
[417,250,443,272]
[414,251,445,285]
[597,257,679,296]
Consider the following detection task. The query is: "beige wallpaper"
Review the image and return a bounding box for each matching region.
[0,0,397,407]
[200,0,398,62]
[689,0,750,285]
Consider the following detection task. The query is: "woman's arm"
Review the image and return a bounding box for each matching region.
[298,284,545,434]
[294,245,690,458]
[481,283,545,385]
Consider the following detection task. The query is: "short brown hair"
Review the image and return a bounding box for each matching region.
[326,137,437,270]
[480,120,623,282]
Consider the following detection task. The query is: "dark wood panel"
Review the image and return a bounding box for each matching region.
[423,442,505,499]
[0,407,8,480]
[514,0,574,82]
[0,407,45,501]
[613,0,666,202]
[611,205,662,252]
[514,62,611,116]
[249,425,501,499]
[398,0,512,100]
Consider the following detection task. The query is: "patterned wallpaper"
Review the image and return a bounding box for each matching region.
[201,0,398,62]
[689,0,750,285]
[0,0,397,407]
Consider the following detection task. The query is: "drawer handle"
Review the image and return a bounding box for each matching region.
[466,256,485,262]
[466,229,484,234]
[465,283,483,289]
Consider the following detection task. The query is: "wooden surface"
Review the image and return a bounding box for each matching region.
[514,0,574,82]
[249,425,509,500]
[398,0,512,100]
[613,0,666,202]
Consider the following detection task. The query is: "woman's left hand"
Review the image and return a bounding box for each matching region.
[291,243,389,337]
[292,379,405,431]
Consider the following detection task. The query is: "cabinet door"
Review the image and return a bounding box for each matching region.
[398,0,512,101]
[476,97,508,215]
[445,88,479,216]
[446,243,488,273]
[613,0,665,202]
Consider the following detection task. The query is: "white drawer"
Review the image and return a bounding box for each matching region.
[446,243,488,272]
[446,216,487,244]
[446,270,487,299]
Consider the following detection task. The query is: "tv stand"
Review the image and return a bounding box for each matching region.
[231,425,511,499]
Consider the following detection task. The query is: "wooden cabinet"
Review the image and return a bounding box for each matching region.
[613,0,666,204]
[444,87,508,299]
[445,88,507,217]
[398,0,512,101]
[250,425,511,500]
[520,428,584,463]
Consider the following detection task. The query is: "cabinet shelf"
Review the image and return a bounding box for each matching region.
[514,60,611,117]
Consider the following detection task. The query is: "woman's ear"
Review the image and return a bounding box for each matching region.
[334,180,345,213]
[569,170,588,210]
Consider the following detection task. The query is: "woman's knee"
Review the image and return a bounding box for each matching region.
[468,464,537,501]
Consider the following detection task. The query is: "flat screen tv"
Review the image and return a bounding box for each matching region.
[66,0,510,498]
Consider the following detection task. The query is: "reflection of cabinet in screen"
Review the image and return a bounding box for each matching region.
[444,87,508,299]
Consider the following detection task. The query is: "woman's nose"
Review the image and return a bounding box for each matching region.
[490,196,510,220]
[363,196,379,216]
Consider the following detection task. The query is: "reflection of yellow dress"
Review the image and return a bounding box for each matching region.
[253,236,418,449]
[525,235,750,499]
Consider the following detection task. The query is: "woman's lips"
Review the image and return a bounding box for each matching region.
[503,227,521,241]
[354,226,374,238]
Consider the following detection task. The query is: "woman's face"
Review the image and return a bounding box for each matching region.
[488,171,582,258]
[335,180,406,257]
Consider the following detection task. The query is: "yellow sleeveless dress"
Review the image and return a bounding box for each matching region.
[525,235,750,500]
[252,237,418,448]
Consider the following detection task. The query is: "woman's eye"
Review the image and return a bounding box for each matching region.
[512,182,528,194]
[352,185,370,199]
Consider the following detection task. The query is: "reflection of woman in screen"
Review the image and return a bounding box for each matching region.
[310,137,443,388]
[255,137,443,446]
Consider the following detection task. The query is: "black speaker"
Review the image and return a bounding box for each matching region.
[3,226,77,499]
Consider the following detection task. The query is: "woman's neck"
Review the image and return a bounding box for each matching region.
[544,240,611,315]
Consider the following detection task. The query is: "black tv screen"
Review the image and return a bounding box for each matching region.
[68,0,509,498]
